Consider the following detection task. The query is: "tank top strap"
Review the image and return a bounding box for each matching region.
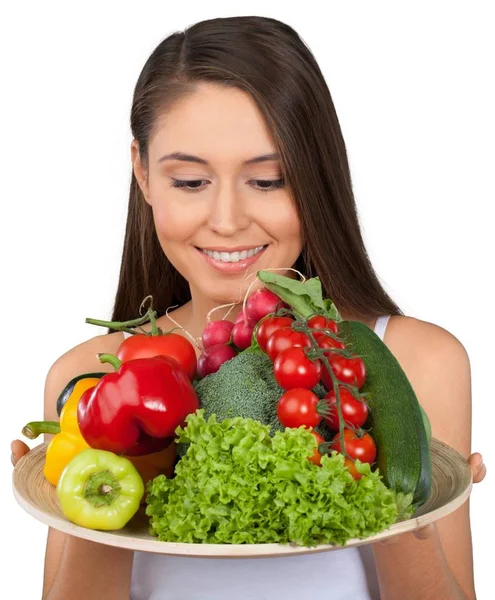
[373,315,391,342]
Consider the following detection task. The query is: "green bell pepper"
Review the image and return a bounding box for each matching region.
[56,448,144,530]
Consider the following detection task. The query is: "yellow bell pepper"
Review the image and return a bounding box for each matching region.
[22,377,101,485]
[44,389,91,485]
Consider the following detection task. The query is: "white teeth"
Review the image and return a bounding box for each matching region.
[202,245,265,263]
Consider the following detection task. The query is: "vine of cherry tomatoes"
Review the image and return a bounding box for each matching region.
[258,312,376,479]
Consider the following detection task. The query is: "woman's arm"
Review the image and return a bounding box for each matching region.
[41,333,135,600]
[372,316,476,600]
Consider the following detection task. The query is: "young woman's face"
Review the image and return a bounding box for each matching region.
[134,83,302,305]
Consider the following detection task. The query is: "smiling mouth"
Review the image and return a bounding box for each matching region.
[196,245,268,264]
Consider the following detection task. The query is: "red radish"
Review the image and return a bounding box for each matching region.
[245,288,287,326]
[197,344,237,378]
[202,319,234,349]
[235,310,246,324]
[232,320,254,350]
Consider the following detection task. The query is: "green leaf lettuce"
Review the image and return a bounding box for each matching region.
[146,411,398,546]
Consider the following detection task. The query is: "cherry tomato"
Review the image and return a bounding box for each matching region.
[324,386,369,430]
[330,428,377,464]
[314,331,346,351]
[321,353,366,390]
[308,431,325,466]
[344,457,363,480]
[256,316,294,352]
[307,316,339,334]
[116,333,197,381]
[273,347,321,390]
[266,327,311,362]
[277,388,322,428]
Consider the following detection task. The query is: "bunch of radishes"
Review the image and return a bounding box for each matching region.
[197,288,287,378]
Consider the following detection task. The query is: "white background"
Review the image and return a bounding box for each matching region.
[1,1,493,598]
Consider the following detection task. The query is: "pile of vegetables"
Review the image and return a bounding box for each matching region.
[193,271,432,513]
[19,271,432,543]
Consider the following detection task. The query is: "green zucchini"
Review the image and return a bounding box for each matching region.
[420,404,432,446]
[338,320,432,509]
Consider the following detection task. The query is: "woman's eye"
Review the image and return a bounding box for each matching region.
[250,178,285,193]
[169,178,207,193]
[169,177,285,194]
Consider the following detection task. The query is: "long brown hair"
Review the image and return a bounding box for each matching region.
[111,15,402,324]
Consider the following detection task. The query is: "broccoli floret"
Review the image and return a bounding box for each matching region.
[193,349,331,435]
[193,349,285,434]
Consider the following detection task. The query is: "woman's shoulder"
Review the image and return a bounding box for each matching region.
[43,331,126,421]
[384,314,468,362]
[383,315,471,446]
[54,331,126,370]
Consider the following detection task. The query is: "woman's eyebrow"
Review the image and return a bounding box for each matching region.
[157,152,280,165]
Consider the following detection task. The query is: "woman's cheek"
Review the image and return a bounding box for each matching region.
[263,197,301,239]
[151,200,196,241]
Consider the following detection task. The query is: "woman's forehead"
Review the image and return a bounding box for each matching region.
[149,84,278,165]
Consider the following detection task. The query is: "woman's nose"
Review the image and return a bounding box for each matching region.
[207,182,250,236]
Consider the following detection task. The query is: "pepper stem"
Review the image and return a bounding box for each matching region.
[22,421,61,439]
[84,470,121,507]
[98,353,122,371]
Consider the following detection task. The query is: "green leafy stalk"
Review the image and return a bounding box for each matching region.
[257,271,341,321]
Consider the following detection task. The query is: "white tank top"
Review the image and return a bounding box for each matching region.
[128,315,392,600]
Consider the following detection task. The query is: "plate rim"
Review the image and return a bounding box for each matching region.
[12,439,473,558]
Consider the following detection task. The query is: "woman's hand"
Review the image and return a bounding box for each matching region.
[468,451,486,484]
[380,450,486,545]
[11,439,30,467]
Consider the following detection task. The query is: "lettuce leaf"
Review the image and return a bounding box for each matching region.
[146,411,398,546]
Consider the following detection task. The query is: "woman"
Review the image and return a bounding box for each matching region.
[11,15,486,600]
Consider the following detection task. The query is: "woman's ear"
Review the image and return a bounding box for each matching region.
[131,140,151,205]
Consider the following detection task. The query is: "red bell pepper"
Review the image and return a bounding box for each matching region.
[77,353,199,455]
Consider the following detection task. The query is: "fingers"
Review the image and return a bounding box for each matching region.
[10,439,30,467]
[473,462,487,484]
[412,523,435,540]
[468,452,487,484]
[377,523,436,546]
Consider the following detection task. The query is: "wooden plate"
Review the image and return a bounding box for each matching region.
[12,439,472,558]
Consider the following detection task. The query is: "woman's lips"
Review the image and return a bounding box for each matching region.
[196,246,267,273]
